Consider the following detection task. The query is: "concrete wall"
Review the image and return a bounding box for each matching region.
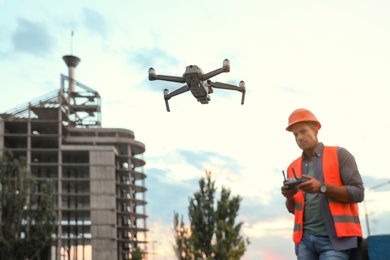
[89,147,117,260]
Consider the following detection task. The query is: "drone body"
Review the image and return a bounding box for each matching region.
[148,59,246,111]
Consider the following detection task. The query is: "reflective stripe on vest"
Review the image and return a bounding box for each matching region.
[288,146,362,244]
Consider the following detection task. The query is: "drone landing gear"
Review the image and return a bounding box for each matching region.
[164,85,190,112]
[208,80,246,105]
[164,97,170,112]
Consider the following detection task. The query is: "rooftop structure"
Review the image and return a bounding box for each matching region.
[0,55,148,259]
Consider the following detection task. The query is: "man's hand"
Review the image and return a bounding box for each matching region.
[281,186,298,214]
[297,175,322,193]
[298,175,351,202]
[281,185,298,198]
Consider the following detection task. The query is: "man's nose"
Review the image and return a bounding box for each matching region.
[296,133,303,141]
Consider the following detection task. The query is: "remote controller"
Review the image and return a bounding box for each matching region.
[282,168,308,189]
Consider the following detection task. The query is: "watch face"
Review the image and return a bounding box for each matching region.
[320,185,327,193]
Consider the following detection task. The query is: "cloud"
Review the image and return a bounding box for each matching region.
[146,167,199,223]
[130,47,179,71]
[241,190,290,220]
[147,220,176,259]
[177,149,241,172]
[130,47,181,92]
[277,85,306,95]
[361,175,390,191]
[243,217,292,239]
[12,18,56,56]
[82,8,109,37]
[368,209,390,236]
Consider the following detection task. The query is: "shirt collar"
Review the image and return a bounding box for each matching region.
[301,142,324,159]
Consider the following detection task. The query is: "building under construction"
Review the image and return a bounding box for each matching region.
[0,55,148,259]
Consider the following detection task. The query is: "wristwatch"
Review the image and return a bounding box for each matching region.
[320,183,327,194]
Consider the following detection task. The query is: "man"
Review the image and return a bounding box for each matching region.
[281,108,364,260]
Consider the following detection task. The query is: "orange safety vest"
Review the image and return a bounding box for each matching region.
[288,146,362,244]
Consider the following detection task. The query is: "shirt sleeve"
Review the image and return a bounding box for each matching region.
[337,147,365,203]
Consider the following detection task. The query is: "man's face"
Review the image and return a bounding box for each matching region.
[290,122,319,152]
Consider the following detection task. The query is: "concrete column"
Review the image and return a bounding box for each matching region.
[63,55,81,95]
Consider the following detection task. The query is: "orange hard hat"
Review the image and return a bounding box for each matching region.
[286,108,321,131]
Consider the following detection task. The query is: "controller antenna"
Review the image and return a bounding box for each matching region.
[282,170,287,181]
[292,168,298,179]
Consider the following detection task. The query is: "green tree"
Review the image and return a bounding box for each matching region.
[131,247,146,260]
[214,187,248,259]
[189,173,216,259]
[173,212,192,260]
[0,151,56,260]
[173,172,249,260]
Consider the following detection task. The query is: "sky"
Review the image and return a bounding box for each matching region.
[1,0,390,259]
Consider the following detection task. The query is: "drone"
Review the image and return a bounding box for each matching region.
[148,59,246,112]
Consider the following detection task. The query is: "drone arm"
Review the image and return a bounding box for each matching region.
[208,80,246,105]
[202,68,225,81]
[149,68,186,83]
[152,74,186,83]
[208,81,244,92]
[201,59,230,80]
[166,85,190,98]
